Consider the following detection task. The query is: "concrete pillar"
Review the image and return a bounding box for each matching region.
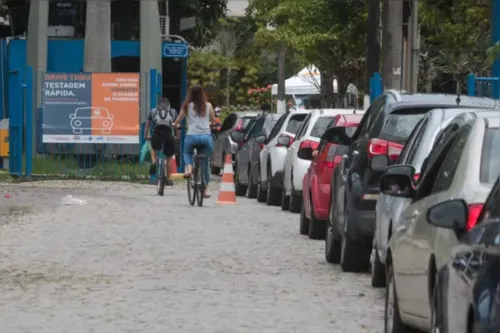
[140,1,162,122]
[84,0,111,72]
[26,0,49,155]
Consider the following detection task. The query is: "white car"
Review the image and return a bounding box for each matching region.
[283,109,363,213]
[258,111,310,206]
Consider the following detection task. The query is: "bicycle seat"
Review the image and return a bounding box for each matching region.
[192,143,207,150]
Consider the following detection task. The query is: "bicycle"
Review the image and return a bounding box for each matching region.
[146,137,170,196]
[187,143,208,206]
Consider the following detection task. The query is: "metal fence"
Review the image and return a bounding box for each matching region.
[7,67,172,181]
[467,74,500,99]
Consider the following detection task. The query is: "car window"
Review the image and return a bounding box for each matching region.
[430,127,471,194]
[286,114,307,134]
[249,117,266,137]
[480,129,500,184]
[379,108,427,142]
[267,114,287,142]
[397,118,426,164]
[478,179,500,223]
[357,97,385,138]
[295,114,312,140]
[405,118,429,164]
[310,116,335,138]
[264,117,279,136]
[239,116,255,130]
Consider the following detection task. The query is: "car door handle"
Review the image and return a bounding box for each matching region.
[352,150,359,156]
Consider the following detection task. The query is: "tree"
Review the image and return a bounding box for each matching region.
[248,0,367,107]
[169,0,227,47]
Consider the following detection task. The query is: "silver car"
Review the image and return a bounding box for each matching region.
[211,111,258,173]
[382,110,500,332]
[258,111,310,205]
[371,107,494,288]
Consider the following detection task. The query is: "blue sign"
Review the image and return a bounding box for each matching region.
[162,42,189,58]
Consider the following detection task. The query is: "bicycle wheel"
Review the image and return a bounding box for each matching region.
[157,158,165,196]
[187,164,197,206]
[196,157,206,207]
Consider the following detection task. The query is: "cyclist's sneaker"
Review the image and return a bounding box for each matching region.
[149,163,157,175]
[166,179,174,186]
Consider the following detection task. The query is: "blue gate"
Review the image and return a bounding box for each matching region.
[369,72,383,103]
[467,73,500,99]
[8,66,33,177]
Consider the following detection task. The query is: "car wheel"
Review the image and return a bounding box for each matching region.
[371,246,386,288]
[340,205,371,272]
[299,199,309,235]
[325,218,341,264]
[256,171,267,203]
[308,195,326,240]
[289,190,301,213]
[281,186,290,211]
[385,262,415,333]
[266,167,281,206]
[234,169,247,196]
[246,167,258,199]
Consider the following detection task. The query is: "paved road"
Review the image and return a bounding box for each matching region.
[0,180,384,333]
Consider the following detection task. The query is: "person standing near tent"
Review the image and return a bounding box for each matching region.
[287,99,297,113]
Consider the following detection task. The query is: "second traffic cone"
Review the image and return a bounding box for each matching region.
[217,154,236,204]
[169,155,177,175]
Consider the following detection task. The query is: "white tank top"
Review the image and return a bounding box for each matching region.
[186,102,211,135]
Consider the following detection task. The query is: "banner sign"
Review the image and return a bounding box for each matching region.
[41,73,140,144]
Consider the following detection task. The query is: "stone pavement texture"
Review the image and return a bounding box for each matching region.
[0,180,384,333]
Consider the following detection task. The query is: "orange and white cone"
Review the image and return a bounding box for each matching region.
[169,155,177,175]
[217,154,236,204]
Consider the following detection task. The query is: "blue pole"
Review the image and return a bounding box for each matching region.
[25,66,33,177]
[492,0,500,98]
[179,58,188,173]
[467,74,475,96]
[8,70,22,176]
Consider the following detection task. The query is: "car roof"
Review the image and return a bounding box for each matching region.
[383,90,499,108]
[236,112,259,117]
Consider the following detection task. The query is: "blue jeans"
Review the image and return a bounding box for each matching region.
[184,134,213,185]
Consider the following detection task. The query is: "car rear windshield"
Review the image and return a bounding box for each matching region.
[240,116,254,129]
[285,114,307,134]
[380,109,427,142]
[310,116,335,138]
[480,129,500,183]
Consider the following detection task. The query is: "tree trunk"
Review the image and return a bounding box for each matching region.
[320,69,335,108]
[84,0,111,72]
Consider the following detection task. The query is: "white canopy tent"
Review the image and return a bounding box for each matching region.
[271,65,338,95]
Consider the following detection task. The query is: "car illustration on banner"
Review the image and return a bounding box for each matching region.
[69,107,114,134]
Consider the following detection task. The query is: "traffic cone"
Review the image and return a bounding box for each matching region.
[217,154,236,204]
[169,155,177,175]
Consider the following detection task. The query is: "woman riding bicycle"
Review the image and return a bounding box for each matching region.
[173,85,216,198]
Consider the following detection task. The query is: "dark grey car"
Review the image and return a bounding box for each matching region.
[233,113,280,197]
[211,112,258,174]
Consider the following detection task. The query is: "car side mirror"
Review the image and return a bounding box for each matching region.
[322,126,352,145]
[370,155,389,172]
[380,173,415,198]
[297,147,313,160]
[427,199,468,231]
[255,134,266,144]
[277,135,291,147]
[230,131,245,143]
[385,164,415,177]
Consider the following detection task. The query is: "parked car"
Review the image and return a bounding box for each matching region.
[430,179,500,333]
[371,107,494,288]
[233,113,280,197]
[283,109,361,214]
[211,111,258,174]
[258,110,310,205]
[324,92,499,273]
[301,114,362,240]
[381,111,500,332]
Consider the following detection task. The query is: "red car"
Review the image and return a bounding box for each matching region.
[301,114,362,239]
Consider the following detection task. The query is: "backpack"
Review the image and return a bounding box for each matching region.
[153,105,175,127]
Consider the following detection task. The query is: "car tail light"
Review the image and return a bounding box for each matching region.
[368,138,404,161]
[325,145,342,168]
[299,140,320,151]
[466,203,484,231]
[276,134,294,147]
[258,143,264,149]
[413,173,420,182]
[235,119,244,132]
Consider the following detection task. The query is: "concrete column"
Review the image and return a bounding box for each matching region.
[26,0,49,155]
[84,0,111,72]
[140,1,162,122]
